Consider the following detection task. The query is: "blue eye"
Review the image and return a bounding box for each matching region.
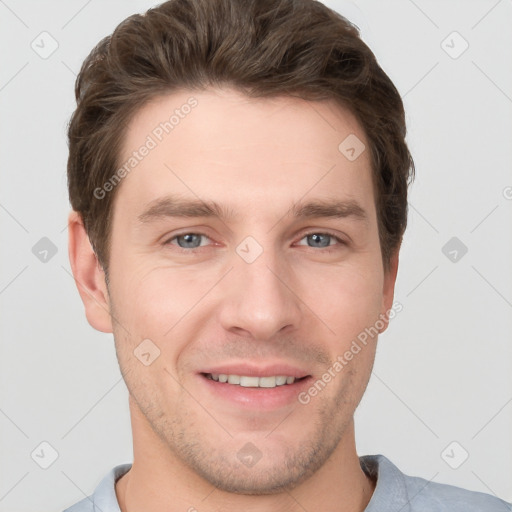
[305,233,332,248]
[168,233,209,249]
[163,231,345,253]
[297,232,345,249]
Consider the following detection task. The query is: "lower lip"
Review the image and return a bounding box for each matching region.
[198,374,312,410]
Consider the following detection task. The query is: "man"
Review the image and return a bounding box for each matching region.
[63,0,511,510]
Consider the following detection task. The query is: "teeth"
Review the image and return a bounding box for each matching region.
[206,374,298,388]
[228,375,240,384]
[258,376,276,388]
[240,376,260,387]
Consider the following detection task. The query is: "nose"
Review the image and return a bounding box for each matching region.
[217,244,303,341]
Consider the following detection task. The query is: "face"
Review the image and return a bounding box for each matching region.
[80,87,397,493]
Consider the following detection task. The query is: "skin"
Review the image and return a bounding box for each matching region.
[68,87,399,512]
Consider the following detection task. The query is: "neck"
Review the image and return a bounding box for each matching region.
[116,398,375,512]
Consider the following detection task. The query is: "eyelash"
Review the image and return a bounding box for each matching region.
[163,231,346,253]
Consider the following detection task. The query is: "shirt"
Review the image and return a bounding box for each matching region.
[62,454,512,511]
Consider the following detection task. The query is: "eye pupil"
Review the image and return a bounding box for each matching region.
[178,234,202,248]
[308,233,330,248]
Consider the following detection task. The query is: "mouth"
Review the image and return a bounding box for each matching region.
[198,369,313,410]
[201,372,309,388]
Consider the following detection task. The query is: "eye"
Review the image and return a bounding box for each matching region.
[163,231,345,253]
[165,233,211,250]
[296,232,345,250]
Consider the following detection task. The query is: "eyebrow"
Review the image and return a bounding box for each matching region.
[137,194,368,224]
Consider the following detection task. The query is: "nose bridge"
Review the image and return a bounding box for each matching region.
[219,236,301,339]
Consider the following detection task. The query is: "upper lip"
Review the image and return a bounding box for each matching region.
[200,363,311,379]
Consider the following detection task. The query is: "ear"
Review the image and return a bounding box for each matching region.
[379,249,400,334]
[68,210,113,333]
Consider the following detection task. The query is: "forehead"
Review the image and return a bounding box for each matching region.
[115,87,375,221]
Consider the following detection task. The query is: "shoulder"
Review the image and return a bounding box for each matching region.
[62,463,132,512]
[404,472,511,511]
[360,454,511,512]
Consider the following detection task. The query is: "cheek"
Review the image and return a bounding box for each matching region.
[108,267,191,396]
[296,261,384,338]
[109,263,213,358]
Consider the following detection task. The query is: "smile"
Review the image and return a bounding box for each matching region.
[203,373,307,388]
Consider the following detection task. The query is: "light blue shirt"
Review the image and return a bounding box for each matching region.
[63,454,511,511]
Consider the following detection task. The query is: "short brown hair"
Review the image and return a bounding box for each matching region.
[67,0,414,275]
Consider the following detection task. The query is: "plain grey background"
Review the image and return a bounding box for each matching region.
[0,1,511,511]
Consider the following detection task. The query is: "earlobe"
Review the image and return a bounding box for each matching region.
[379,250,400,334]
[67,210,113,333]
